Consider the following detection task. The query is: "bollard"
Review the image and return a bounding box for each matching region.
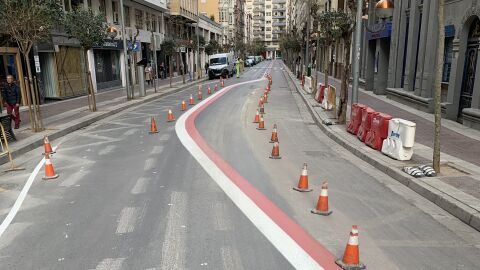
[137,66,146,97]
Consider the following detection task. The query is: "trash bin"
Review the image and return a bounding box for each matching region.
[381,118,416,160]
[307,65,312,77]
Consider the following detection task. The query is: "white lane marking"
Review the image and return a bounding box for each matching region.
[131,177,149,195]
[0,145,58,239]
[98,145,117,156]
[116,207,139,234]
[144,158,156,171]
[150,145,164,155]
[220,246,245,270]
[159,133,171,141]
[175,77,324,270]
[123,128,138,136]
[160,191,187,270]
[93,258,125,270]
[213,202,233,231]
[59,170,88,187]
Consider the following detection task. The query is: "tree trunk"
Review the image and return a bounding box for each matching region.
[312,38,321,98]
[169,56,173,88]
[433,0,445,173]
[338,39,351,124]
[23,53,43,132]
[323,44,329,90]
[84,49,97,112]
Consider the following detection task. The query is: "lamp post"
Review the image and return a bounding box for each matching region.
[351,0,393,105]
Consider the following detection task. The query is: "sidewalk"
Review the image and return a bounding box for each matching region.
[283,65,480,232]
[1,75,206,166]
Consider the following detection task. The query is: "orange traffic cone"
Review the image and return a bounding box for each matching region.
[43,153,58,180]
[336,226,365,270]
[43,136,55,155]
[269,142,281,159]
[267,84,270,92]
[253,109,260,123]
[167,109,175,122]
[259,103,265,115]
[189,94,195,105]
[263,93,268,103]
[208,86,212,95]
[311,182,332,215]
[215,84,218,91]
[198,90,203,100]
[181,100,187,111]
[293,163,313,192]
[149,117,158,134]
[257,116,266,130]
[270,124,278,143]
[259,97,264,107]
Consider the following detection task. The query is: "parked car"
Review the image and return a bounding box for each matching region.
[254,56,262,63]
[245,58,255,67]
[247,56,256,65]
[208,53,235,79]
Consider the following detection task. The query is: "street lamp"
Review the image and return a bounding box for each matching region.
[351,0,394,105]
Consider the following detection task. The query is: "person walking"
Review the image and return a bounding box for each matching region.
[1,75,21,129]
[204,62,209,75]
[145,64,153,85]
[159,63,165,80]
[236,58,241,78]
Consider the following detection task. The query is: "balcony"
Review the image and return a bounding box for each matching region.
[272,6,286,11]
[272,0,286,3]
[254,30,264,35]
[272,15,286,19]
[253,16,265,20]
[273,29,285,34]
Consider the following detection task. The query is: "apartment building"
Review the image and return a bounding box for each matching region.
[198,0,220,23]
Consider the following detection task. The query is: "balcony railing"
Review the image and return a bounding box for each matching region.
[272,21,286,26]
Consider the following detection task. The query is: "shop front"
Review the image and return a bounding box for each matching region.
[92,40,123,91]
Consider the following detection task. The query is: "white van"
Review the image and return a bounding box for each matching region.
[208,53,235,79]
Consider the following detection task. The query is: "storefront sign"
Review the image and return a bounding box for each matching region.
[367,22,392,40]
[93,39,124,50]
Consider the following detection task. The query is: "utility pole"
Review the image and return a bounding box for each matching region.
[119,0,132,100]
[351,0,363,105]
[196,5,201,80]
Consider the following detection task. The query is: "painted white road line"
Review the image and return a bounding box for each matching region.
[131,177,149,195]
[122,129,138,136]
[116,207,139,234]
[213,202,233,231]
[98,145,117,156]
[0,145,58,239]
[150,145,164,155]
[59,170,88,187]
[160,191,187,270]
[144,158,156,171]
[220,246,245,270]
[93,257,125,270]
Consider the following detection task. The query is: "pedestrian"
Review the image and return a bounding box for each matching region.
[204,62,209,75]
[236,58,241,78]
[145,64,152,85]
[1,75,21,129]
[159,63,165,80]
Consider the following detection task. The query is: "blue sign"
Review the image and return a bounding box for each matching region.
[367,22,392,41]
[128,41,141,52]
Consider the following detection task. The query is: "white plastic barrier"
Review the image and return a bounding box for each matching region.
[304,76,313,93]
[381,118,416,161]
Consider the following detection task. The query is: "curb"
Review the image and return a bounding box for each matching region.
[2,79,207,166]
[282,65,480,232]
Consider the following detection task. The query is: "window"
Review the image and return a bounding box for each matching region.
[266,12,271,16]
[99,0,106,14]
[146,13,151,31]
[442,37,453,82]
[152,15,157,32]
[135,9,143,29]
[124,6,130,27]
[63,0,83,11]
[112,1,119,24]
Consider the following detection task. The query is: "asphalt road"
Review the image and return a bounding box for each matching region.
[0,60,479,270]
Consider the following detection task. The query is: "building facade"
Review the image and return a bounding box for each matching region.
[360,0,480,130]
[198,0,220,22]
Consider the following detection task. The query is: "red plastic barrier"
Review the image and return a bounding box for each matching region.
[347,103,367,135]
[301,75,305,87]
[357,107,377,142]
[365,113,393,150]
[315,84,325,103]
